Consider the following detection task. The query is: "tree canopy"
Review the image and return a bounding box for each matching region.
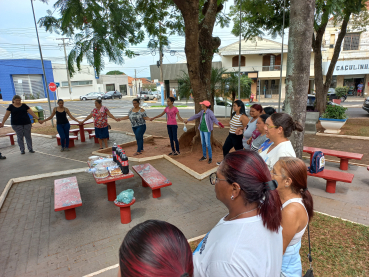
[106,70,125,75]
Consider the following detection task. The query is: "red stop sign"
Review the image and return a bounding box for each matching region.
[49,82,57,92]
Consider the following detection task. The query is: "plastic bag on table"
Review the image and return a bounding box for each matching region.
[116,189,134,204]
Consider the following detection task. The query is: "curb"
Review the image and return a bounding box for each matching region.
[316,132,369,141]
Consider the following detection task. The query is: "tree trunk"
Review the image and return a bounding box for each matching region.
[284,0,315,158]
[173,0,222,151]
[314,15,350,114]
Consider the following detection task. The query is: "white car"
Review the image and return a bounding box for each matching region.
[80,92,104,101]
[214,97,249,117]
[136,91,156,100]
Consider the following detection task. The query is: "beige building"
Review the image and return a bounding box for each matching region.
[322,13,369,97]
[218,38,315,100]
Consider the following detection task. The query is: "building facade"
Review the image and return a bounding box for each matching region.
[218,38,315,100]
[52,64,103,100]
[0,59,55,101]
[322,14,369,97]
[97,74,129,95]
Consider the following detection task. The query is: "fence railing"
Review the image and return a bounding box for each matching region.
[262,65,281,72]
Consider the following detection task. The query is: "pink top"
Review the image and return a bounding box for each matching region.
[164,106,179,125]
[92,106,109,128]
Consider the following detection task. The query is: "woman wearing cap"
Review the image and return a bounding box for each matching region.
[271,157,314,277]
[193,150,283,276]
[151,97,184,155]
[185,100,224,164]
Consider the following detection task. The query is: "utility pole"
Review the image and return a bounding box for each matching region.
[56,38,73,100]
[159,22,164,98]
[278,0,287,113]
[237,0,242,100]
[30,0,54,127]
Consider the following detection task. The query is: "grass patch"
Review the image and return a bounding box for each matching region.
[189,213,369,276]
[151,105,187,108]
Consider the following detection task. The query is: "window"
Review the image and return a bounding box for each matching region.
[61,80,93,87]
[343,33,360,51]
[232,56,245,67]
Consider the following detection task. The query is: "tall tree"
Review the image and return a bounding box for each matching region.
[106,70,125,75]
[232,0,369,114]
[284,0,315,158]
[40,0,230,150]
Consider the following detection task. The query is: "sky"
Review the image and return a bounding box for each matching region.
[0,0,287,78]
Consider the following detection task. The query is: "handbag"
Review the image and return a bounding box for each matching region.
[303,223,314,277]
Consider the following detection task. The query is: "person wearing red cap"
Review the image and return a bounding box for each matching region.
[185,100,224,164]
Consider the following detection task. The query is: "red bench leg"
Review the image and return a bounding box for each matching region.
[309,153,313,165]
[340,159,349,171]
[9,135,15,145]
[64,208,76,220]
[94,136,99,144]
[152,188,161,198]
[57,137,61,146]
[69,139,75,148]
[106,181,117,201]
[326,180,336,193]
[142,180,149,187]
[119,206,132,224]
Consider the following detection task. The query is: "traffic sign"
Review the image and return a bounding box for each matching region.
[55,82,60,88]
[49,82,57,92]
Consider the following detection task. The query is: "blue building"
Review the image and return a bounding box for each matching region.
[0,59,55,101]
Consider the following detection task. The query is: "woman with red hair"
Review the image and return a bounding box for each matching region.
[271,157,314,277]
[193,150,283,277]
[118,220,193,277]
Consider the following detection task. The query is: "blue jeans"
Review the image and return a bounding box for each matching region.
[132,124,146,152]
[200,131,212,159]
[281,240,302,277]
[167,125,179,152]
[57,123,70,148]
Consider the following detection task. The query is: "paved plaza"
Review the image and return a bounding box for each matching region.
[0,132,368,276]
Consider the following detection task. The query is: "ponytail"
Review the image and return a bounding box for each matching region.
[259,187,282,233]
[270,113,304,138]
[293,121,304,132]
[301,190,314,221]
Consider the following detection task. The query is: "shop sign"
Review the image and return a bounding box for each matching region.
[324,60,369,75]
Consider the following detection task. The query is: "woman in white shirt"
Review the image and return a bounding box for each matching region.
[258,113,303,171]
[193,150,283,277]
[271,157,314,277]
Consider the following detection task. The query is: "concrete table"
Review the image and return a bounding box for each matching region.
[69,119,94,142]
[93,171,135,201]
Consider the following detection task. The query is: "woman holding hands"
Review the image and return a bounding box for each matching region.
[81,100,118,149]
[40,99,81,151]
[151,97,184,155]
[185,100,224,164]
[0,95,41,154]
[117,98,151,156]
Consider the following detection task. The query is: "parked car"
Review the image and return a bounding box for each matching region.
[363,97,369,113]
[80,92,103,101]
[282,94,340,111]
[214,97,249,117]
[103,91,122,99]
[137,91,155,100]
[328,88,347,102]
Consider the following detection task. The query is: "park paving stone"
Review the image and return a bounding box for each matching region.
[0,122,368,276]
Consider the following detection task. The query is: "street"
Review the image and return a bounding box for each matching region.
[0,98,368,126]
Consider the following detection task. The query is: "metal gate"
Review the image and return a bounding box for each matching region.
[12,75,44,99]
[106,84,115,92]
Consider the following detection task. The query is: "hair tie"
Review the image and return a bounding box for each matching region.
[302,188,308,192]
[264,180,278,191]
[181,273,189,277]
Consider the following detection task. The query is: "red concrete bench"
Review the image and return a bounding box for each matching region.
[114,198,136,224]
[84,128,95,135]
[89,133,99,144]
[69,129,80,137]
[54,176,82,220]
[132,163,172,198]
[307,169,354,193]
[56,134,78,147]
[6,133,15,145]
[303,146,363,170]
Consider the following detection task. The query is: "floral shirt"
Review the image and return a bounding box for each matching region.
[92,106,109,128]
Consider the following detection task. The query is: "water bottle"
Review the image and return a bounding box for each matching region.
[122,154,129,175]
[112,143,117,162]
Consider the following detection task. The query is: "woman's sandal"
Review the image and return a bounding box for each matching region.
[133,152,142,156]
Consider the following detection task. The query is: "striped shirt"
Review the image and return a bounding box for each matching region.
[229,114,244,134]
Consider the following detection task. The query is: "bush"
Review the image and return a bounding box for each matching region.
[335,86,349,98]
[321,105,348,120]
